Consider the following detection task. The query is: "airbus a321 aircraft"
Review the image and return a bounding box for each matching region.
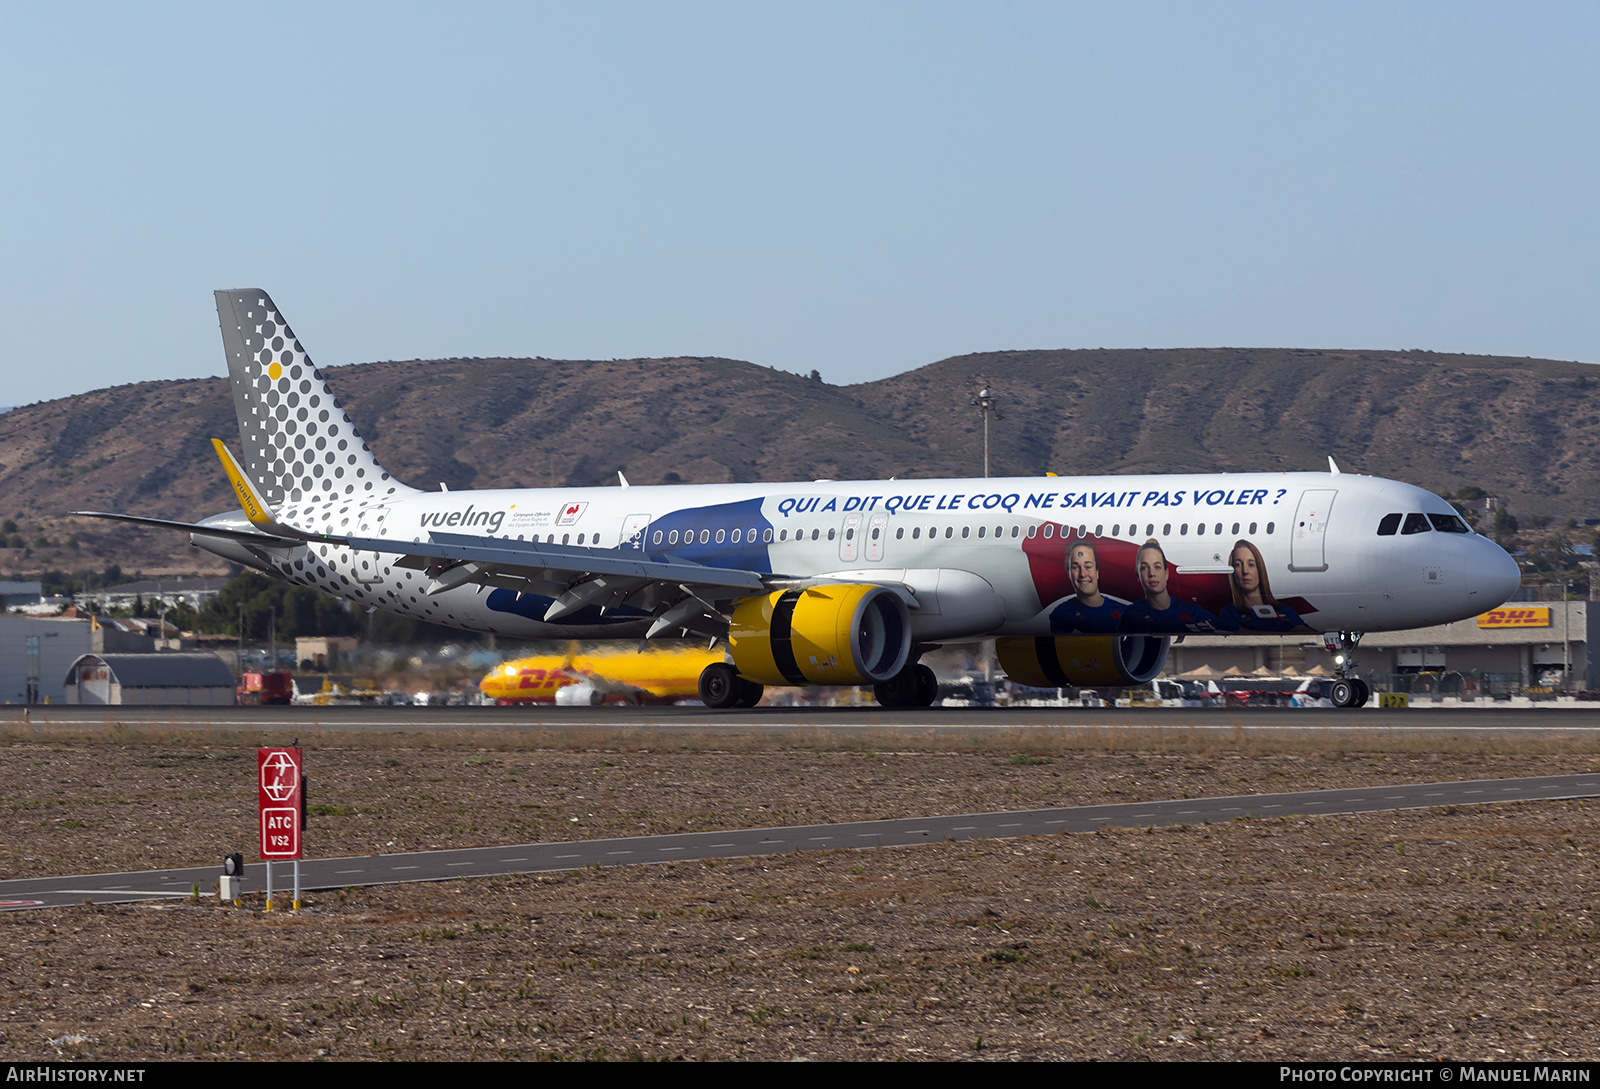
[77,290,1522,710]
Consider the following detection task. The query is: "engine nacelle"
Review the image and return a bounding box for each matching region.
[996,634,1169,689]
[730,584,911,686]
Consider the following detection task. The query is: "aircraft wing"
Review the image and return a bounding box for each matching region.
[345,530,768,592]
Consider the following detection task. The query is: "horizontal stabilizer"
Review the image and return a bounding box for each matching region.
[69,511,306,545]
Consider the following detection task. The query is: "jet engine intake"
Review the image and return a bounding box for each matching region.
[996,634,1168,689]
[730,585,911,686]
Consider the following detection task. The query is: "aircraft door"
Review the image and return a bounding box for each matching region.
[621,513,653,552]
[839,513,863,562]
[1289,489,1337,572]
[865,513,888,562]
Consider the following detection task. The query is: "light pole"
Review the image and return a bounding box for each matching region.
[969,379,1003,689]
[970,380,1002,478]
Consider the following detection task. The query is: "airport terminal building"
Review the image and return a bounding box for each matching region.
[1168,602,1595,694]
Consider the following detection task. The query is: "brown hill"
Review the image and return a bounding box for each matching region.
[0,347,1594,577]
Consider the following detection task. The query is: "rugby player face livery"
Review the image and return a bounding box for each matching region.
[1138,546,1169,600]
[1232,545,1260,600]
[1069,545,1100,601]
[74,290,1523,705]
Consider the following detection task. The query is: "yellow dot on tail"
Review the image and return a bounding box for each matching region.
[268,361,282,380]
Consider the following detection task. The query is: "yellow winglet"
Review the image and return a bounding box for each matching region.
[211,439,275,526]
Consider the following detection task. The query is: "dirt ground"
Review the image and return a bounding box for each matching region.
[2,728,1598,1061]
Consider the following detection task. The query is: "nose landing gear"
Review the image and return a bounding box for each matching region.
[1323,631,1370,708]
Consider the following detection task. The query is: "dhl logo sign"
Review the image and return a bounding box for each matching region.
[1477,607,1550,628]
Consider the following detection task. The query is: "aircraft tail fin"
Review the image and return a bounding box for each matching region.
[214,289,415,511]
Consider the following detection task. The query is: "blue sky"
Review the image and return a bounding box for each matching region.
[2,1,1596,405]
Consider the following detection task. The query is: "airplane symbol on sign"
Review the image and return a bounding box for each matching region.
[261,750,299,802]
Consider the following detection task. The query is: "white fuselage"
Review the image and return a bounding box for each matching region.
[195,469,1520,643]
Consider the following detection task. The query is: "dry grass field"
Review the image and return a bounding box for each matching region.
[2,724,1597,1061]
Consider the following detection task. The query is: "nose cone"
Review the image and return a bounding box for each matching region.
[1478,538,1522,609]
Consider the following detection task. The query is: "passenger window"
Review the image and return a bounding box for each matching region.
[895,528,903,539]
[700,529,711,544]
[764,529,773,543]
[562,534,570,545]
[827,528,836,540]
[1429,513,1470,533]
[1377,513,1402,536]
[871,528,880,540]
[731,528,741,543]
[1265,522,1275,534]
[845,528,855,540]
[1095,524,1103,536]
[1027,525,1036,538]
[1248,522,1257,535]
[1195,523,1203,536]
[1402,513,1432,535]
[1214,523,1222,536]
[1162,524,1171,536]
[977,526,986,538]
[912,527,920,539]
[812,529,820,541]
[1180,524,1188,536]
[1043,525,1054,539]
[1231,523,1239,535]
[715,529,725,544]
[945,526,953,539]
[668,530,679,544]
[652,530,663,545]
[962,526,971,538]
[1010,525,1019,538]
[576,533,585,544]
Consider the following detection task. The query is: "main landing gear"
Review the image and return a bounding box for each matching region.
[696,660,939,709]
[1323,631,1370,709]
[872,662,939,708]
[698,662,764,710]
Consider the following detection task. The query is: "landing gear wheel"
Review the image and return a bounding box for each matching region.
[699,663,741,709]
[875,663,939,708]
[1352,679,1370,707]
[873,671,915,708]
[1329,679,1357,708]
[735,678,765,708]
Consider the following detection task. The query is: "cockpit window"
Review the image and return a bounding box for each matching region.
[1428,513,1471,533]
[1401,513,1432,535]
[1377,513,1402,536]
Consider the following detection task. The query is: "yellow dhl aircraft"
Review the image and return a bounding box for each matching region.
[480,642,729,705]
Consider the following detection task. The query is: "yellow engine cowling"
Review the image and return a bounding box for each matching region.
[730,584,911,686]
[996,635,1168,688]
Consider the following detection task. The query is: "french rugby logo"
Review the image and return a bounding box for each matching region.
[555,501,588,526]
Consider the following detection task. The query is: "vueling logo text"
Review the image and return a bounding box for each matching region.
[419,506,505,534]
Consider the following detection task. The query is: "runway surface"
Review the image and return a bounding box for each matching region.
[10,702,1600,735]
[3,771,1595,912]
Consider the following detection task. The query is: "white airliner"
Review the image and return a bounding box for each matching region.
[77,290,1522,709]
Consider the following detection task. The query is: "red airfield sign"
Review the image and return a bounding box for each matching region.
[258,747,303,860]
